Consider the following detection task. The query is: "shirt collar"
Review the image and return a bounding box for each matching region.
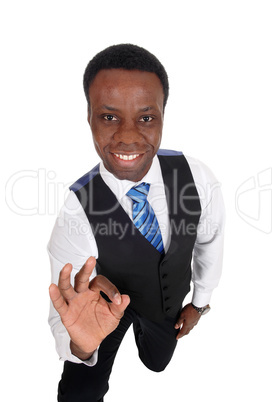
[99,155,163,201]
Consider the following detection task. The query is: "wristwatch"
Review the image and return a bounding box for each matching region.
[191,303,211,315]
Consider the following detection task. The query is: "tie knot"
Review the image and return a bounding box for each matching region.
[126,182,150,203]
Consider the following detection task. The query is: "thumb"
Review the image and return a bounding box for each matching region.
[110,294,130,319]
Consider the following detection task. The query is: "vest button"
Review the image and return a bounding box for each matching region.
[163,286,168,291]
[162,274,168,279]
[165,297,170,301]
[166,307,171,312]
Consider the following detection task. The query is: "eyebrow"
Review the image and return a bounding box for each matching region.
[102,105,120,111]
[141,106,153,112]
[101,105,157,112]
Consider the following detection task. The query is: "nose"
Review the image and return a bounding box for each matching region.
[113,119,143,144]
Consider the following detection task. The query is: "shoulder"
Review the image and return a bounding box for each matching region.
[157,149,218,186]
[157,149,184,156]
[185,155,224,212]
[185,155,219,187]
[158,150,222,209]
[69,164,100,192]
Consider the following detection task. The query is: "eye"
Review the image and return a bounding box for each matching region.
[104,115,117,121]
[139,116,153,122]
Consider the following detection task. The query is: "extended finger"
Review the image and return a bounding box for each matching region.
[49,283,69,318]
[58,263,76,301]
[74,256,96,293]
[89,274,122,305]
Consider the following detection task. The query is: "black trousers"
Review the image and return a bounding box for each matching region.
[58,307,180,402]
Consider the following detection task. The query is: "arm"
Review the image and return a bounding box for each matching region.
[175,159,225,339]
[48,190,116,364]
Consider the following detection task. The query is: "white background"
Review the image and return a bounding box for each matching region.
[1,1,276,401]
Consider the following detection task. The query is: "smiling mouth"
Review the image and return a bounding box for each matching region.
[113,153,141,161]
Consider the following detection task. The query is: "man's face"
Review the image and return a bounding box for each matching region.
[87,69,164,182]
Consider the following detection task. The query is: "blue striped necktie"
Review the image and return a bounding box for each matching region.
[126,182,164,254]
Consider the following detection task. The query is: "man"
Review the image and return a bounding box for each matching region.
[48,44,225,402]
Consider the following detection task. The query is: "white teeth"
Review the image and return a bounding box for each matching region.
[114,153,140,161]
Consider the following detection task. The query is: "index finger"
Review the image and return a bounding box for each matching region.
[58,263,75,301]
[74,256,96,293]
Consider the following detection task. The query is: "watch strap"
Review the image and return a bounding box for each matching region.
[191,303,210,315]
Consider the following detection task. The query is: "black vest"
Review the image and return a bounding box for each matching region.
[70,151,201,322]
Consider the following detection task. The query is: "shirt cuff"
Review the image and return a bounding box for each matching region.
[191,288,213,308]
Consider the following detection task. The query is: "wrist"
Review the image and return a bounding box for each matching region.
[191,303,211,316]
[70,341,97,361]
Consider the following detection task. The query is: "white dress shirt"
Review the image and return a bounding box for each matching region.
[48,154,225,366]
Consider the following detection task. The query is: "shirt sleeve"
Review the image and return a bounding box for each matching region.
[187,157,226,307]
[48,190,99,366]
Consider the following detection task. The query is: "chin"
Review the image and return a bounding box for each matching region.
[114,171,142,182]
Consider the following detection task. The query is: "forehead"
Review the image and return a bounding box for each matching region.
[88,69,164,106]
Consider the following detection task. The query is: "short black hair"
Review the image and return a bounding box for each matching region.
[83,44,169,109]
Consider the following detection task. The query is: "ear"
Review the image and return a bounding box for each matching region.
[87,104,91,124]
